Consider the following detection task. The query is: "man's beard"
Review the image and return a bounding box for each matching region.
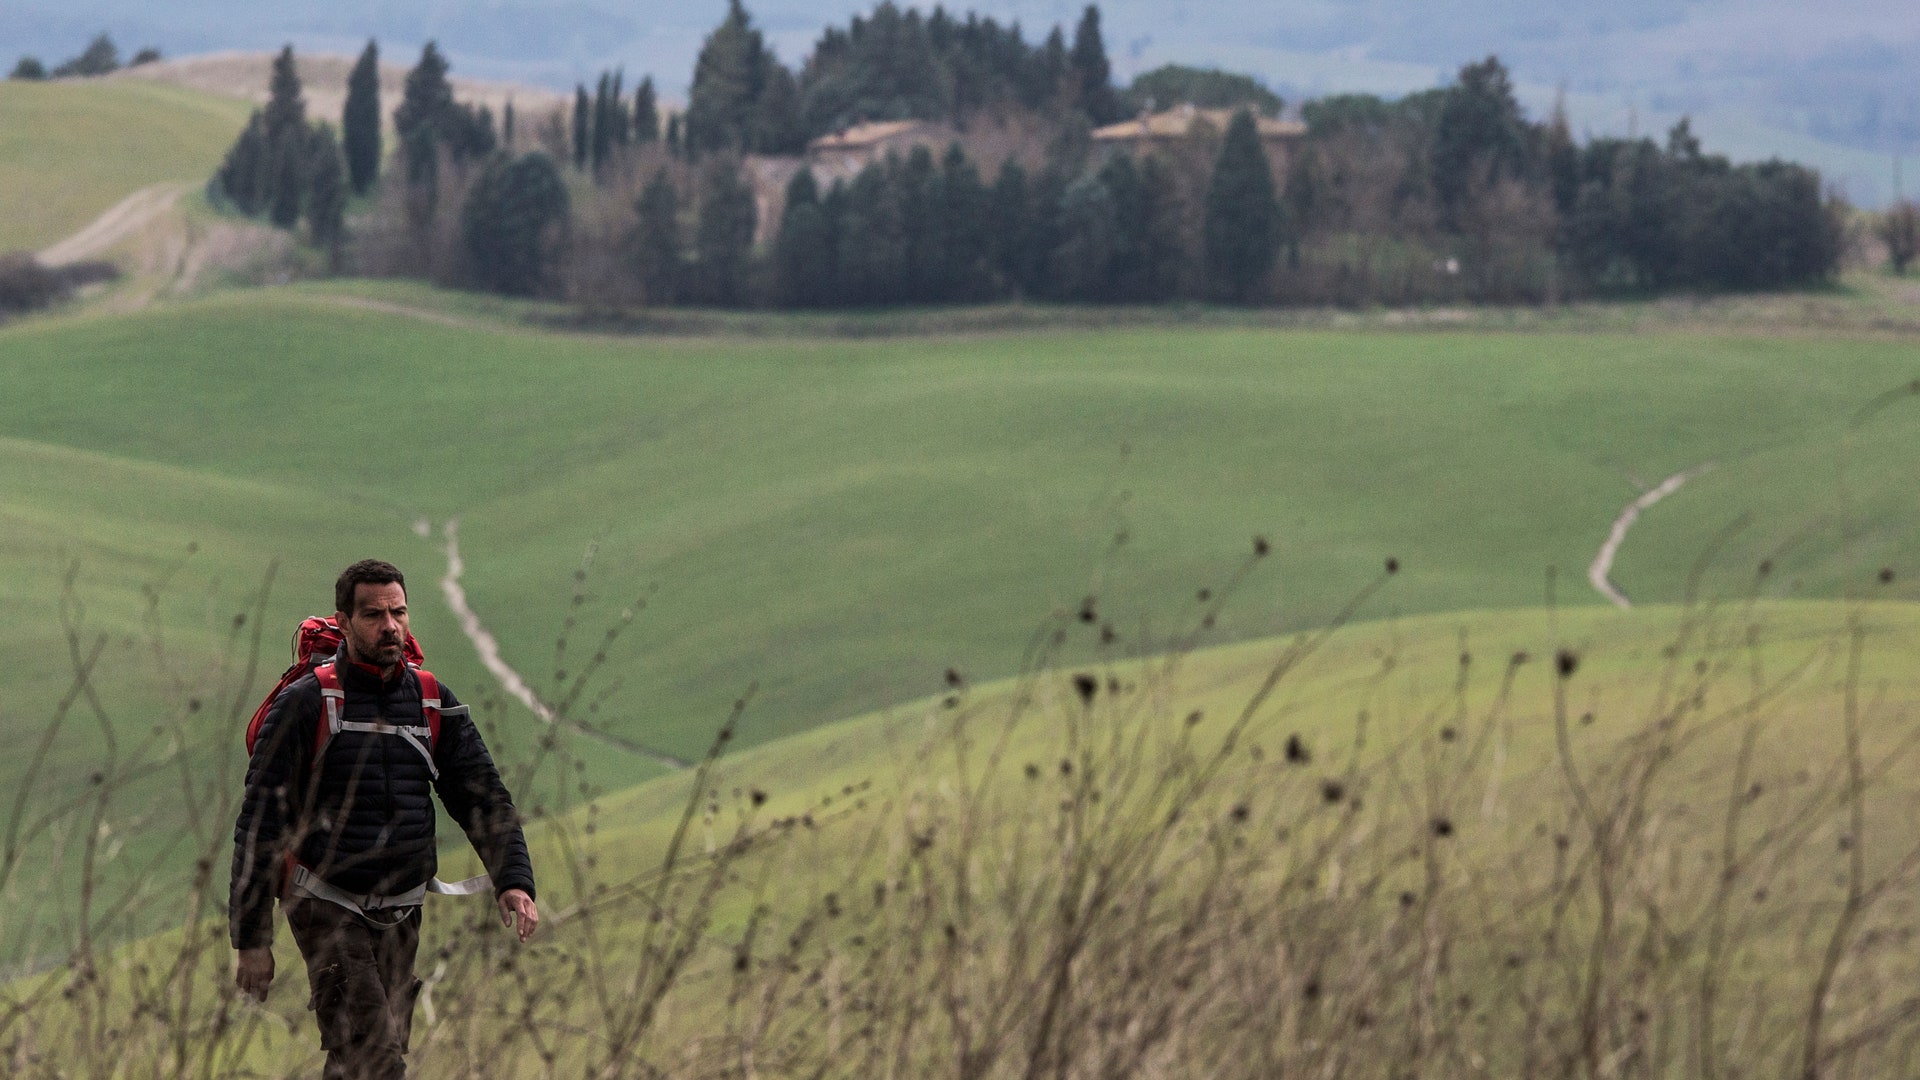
[355,631,404,664]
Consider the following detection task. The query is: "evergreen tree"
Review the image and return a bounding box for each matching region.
[1431,56,1530,228]
[1051,170,1120,301]
[692,156,758,305]
[665,114,683,157]
[940,144,992,301]
[268,131,306,228]
[343,41,381,196]
[52,34,119,78]
[632,168,683,304]
[306,125,348,265]
[634,77,660,143]
[611,71,629,150]
[686,0,771,156]
[837,162,903,304]
[264,46,307,148]
[1126,65,1283,115]
[897,146,946,301]
[460,152,571,295]
[1203,109,1283,301]
[1028,27,1069,111]
[503,100,515,150]
[572,86,591,169]
[775,168,833,305]
[751,64,804,154]
[395,43,453,184]
[592,72,615,173]
[987,159,1030,293]
[10,57,47,80]
[1136,153,1186,300]
[215,111,270,215]
[1068,6,1122,124]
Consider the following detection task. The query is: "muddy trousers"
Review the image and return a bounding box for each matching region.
[286,897,423,1080]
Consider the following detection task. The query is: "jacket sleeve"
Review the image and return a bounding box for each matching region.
[433,687,537,900]
[229,680,316,949]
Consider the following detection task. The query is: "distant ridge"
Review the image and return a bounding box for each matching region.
[108,51,570,128]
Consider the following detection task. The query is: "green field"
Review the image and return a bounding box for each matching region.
[14,598,1920,1076]
[0,79,248,253]
[2,281,1919,958]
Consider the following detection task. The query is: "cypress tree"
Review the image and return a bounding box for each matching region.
[216,111,269,215]
[306,125,348,265]
[633,167,682,304]
[1203,109,1283,302]
[572,85,591,169]
[634,77,660,143]
[394,43,457,186]
[775,168,832,306]
[988,159,1029,294]
[268,130,306,228]
[666,114,683,157]
[503,100,515,150]
[940,144,991,301]
[686,0,771,155]
[1068,6,1122,124]
[343,40,381,196]
[1137,153,1186,300]
[897,146,945,301]
[611,71,629,149]
[693,156,758,305]
[592,73,614,173]
[264,46,307,148]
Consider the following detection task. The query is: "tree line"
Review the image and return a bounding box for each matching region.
[205,2,1861,308]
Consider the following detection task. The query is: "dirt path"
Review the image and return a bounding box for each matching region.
[1588,465,1714,608]
[37,183,190,266]
[438,517,688,768]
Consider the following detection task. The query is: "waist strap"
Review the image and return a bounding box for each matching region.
[290,863,492,916]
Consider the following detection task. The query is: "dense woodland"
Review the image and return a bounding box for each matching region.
[198,1,1871,309]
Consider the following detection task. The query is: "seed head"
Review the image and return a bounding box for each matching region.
[1072,673,1098,704]
[1284,734,1310,764]
[1555,649,1579,678]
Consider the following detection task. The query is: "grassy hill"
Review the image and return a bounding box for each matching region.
[0,78,248,255]
[13,599,1920,1076]
[2,284,1919,954]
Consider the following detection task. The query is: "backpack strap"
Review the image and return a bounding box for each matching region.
[311,663,440,780]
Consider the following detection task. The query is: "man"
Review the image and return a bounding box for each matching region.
[231,559,538,1079]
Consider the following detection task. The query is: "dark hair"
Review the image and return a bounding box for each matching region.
[335,559,407,614]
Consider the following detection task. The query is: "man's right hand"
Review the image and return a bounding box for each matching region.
[236,946,274,1002]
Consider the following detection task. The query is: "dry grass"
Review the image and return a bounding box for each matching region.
[7,543,1920,1078]
[108,52,567,136]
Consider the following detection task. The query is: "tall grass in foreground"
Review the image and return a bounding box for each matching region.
[4,547,1920,1079]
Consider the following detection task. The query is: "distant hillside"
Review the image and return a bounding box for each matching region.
[0,78,247,253]
[110,51,570,132]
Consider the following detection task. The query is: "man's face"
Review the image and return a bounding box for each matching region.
[338,581,409,668]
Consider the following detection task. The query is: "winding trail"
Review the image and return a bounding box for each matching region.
[1588,465,1714,609]
[37,183,188,266]
[439,517,689,768]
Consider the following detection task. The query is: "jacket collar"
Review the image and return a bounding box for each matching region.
[332,644,405,690]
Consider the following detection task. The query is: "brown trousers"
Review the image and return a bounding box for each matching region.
[286,897,423,1080]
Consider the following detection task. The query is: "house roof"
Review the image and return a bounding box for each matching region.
[807,120,930,151]
[1092,106,1305,143]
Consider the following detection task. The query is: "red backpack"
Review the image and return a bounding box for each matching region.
[244,615,438,765]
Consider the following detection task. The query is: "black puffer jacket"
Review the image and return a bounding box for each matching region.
[230,648,536,949]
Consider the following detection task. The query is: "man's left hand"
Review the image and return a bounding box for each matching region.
[498,888,539,942]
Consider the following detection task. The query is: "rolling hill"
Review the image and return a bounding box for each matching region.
[0,78,249,255]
